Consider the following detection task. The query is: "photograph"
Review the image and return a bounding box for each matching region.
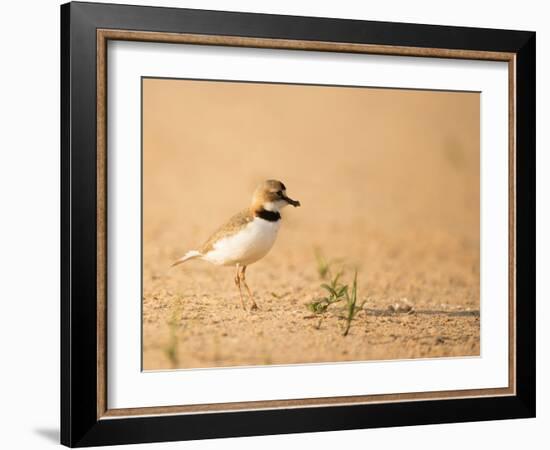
[57,2,536,446]
[141,77,481,370]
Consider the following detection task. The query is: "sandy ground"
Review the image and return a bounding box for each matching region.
[142,79,480,370]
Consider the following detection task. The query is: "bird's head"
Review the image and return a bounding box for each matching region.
[251,179,300,212]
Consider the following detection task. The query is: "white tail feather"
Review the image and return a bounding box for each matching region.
[171,250,202,268]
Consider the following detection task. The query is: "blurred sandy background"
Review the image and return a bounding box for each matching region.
[142,78,480,370]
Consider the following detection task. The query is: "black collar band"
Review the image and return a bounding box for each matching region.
[255,209,281,222]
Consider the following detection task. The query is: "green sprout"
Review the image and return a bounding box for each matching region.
[164,299,181,367]
[164,313,180,368]
[307,266,365,337]
[308,271,347,313]
[342,270,364,337]
[314,248,332,279]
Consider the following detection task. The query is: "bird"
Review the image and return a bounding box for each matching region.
[171,179,300,311]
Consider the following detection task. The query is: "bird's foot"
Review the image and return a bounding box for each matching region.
[249,302,259,312]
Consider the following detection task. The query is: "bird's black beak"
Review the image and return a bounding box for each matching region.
[282,195,300,207]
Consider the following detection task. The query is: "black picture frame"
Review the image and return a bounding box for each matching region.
[61,1,535,447]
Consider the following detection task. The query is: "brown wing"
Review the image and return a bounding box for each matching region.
[199,208,253,254]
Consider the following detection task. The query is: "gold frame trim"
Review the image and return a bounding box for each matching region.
[96,29,516,420]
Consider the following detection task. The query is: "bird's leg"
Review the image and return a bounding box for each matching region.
[240,265,258,311]
[234,264,246,310]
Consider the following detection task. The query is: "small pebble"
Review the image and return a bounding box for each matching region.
[388,298,414,314]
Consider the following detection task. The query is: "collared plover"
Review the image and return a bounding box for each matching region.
[172,180,300,311]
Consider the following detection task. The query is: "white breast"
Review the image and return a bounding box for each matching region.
[204,218,281,266]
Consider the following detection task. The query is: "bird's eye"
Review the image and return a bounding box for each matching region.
[276,190,283,197]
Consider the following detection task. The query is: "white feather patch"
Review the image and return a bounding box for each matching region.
[263,200,288,211]
[203,217,281,266]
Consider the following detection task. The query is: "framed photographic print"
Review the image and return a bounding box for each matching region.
[60,1,536,447]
